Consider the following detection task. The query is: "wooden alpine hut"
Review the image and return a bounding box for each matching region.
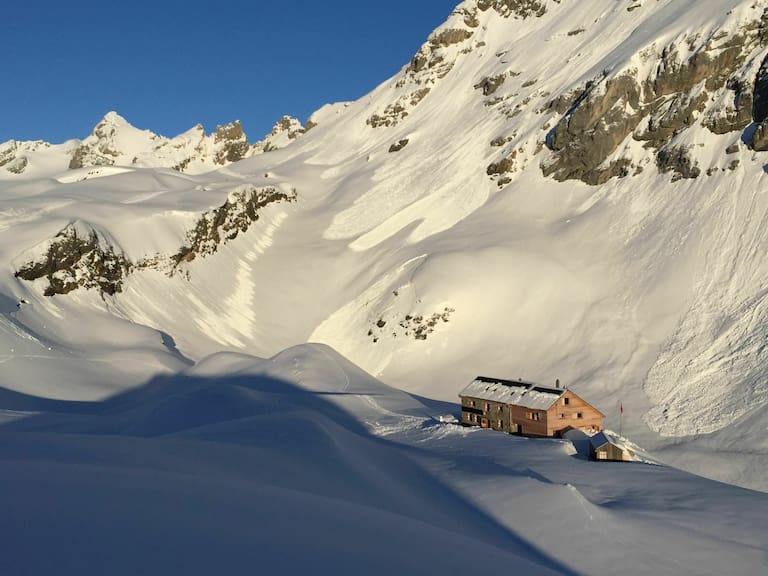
[459,376,604,437]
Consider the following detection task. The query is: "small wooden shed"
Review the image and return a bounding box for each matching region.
[589,431,634,462]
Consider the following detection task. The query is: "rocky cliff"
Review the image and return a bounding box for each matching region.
[14,223,131,296]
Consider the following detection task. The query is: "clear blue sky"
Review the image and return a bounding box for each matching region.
[2,1,460,143]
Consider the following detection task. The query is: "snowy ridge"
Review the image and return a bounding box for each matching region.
[0,111,308,178]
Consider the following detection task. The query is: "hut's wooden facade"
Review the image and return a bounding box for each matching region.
[459,376,604,437]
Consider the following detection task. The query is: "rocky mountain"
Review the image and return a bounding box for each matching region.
[0,111,307,177]
[3,0,768,492]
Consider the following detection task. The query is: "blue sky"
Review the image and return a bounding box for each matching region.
[3,1,460,143]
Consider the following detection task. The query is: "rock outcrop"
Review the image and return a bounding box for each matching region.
[750,54,768,151]
[544,18,768,184]
[171,185,297,267]
[476,0,547,19]
[252,116,306,153]
[212,121,250,165]
[14,223,130,296]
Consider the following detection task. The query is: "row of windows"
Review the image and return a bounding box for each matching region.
[526,410,583,421]
[466,399,503,413]
[463,412,504,427]
[464,399,584,422]
[467,397,575,411]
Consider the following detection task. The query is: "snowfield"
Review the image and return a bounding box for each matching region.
[1,344,767,576]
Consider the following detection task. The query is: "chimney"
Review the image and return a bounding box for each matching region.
[555,379,560,389]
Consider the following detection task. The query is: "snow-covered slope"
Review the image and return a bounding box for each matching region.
[2,0,768,498]
[2,344,766,576]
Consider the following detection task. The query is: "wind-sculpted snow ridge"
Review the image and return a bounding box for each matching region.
[0,344,766,576]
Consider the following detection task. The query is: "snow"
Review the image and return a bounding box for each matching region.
[460,377,565,410]
[1,344,766,575]
[0,1,768,569]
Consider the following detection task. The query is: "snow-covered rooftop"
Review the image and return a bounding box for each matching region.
[590,431,630,451]
[460,376,566,410]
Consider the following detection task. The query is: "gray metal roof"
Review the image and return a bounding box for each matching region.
[459,376,566,410]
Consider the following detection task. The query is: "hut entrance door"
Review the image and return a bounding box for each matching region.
[480,418,489,428]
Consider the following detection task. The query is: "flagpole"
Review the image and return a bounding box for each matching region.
[619,401,623,437]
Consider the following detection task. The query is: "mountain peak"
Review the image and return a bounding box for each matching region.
[99,110,129,126]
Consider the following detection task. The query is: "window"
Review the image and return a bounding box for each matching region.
[498,405,503,413]
[563,397,570,406]
[526,411,533,420]
[597,450,607,460]
[577,412,583,419]
[484,403,490,411]
[471,400,476,407]
[559,413,565,419]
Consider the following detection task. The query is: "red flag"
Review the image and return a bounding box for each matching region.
[620,402,624,414]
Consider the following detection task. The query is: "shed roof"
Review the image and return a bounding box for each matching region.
[459,376,566,410]
[589,431,633,453]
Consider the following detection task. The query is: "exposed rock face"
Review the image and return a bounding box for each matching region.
[388,139,409,153]
[252,116,306,153]
[704,78,753,135]
[368,307,455,343]
[367,89,431,128]
[213,121,250,165]
[0,141,20,169]
[545,73,642,185]
[476,0,547,19]
[544,18,768,184]
[474,73,508,96]
[171,186,297,267]
[753,55,768,123]
[407,29,474,76]
[656,145,701,181]
[0,140,55,175]
[273,116,305,140]
[5,156,28,174]
[68,114,123,169]
[15,224,130,296]
[752,122,768,151]
[368,7,479,129]
[750,54,768,150]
